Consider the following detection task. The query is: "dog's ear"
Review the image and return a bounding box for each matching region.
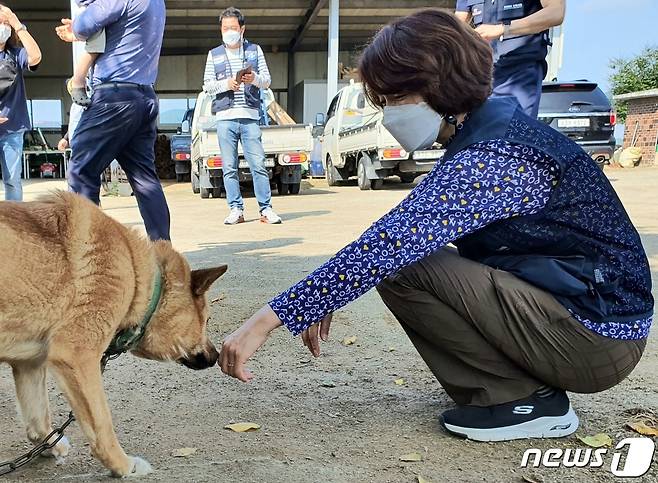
[191,265,228,296]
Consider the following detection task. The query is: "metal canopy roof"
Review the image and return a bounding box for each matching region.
[17,0,454,54]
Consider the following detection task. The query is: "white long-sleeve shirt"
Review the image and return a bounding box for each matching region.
[202,44,271,121]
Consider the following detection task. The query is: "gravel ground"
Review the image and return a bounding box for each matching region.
[1,168,657,483]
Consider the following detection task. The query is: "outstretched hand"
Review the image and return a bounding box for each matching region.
[219,305,282,382]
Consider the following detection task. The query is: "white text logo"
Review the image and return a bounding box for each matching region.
[521,438,655,477]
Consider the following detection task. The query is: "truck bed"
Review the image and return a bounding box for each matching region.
[193,118,313,162]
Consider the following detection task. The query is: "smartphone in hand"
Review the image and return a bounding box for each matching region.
[235,65,252,83]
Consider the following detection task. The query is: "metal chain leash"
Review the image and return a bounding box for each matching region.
[0,352,122,476]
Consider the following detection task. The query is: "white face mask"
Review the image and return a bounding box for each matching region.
[222,29,242,47]
[382,102,442,153]
[0,24,12,44]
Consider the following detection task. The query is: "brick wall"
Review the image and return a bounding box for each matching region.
[622,96,658,165]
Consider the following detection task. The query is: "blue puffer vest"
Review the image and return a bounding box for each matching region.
[445,96,654,326]
[210,40,260,114]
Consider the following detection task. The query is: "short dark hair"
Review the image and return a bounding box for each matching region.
[359,9,493,117]
[220,7,245,27]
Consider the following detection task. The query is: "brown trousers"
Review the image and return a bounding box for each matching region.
[376,248,646,407]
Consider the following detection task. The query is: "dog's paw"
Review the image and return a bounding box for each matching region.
[40,435,71,461]
[125,456,153,478]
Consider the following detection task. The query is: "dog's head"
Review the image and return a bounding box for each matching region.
[131,242,226,370]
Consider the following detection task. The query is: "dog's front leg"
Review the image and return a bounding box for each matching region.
[11,361,71,460]
[50,354,153,478]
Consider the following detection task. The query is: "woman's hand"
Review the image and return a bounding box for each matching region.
[0,6,21,30]
[219,305,282,382]
[57,138,69,151]
[0,117,8,124]
[56,19,78,43]
[300,313,333,357]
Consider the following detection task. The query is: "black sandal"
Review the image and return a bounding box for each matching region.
[66,78,91,107]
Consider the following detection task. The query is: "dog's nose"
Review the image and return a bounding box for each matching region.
[179,346,219,370]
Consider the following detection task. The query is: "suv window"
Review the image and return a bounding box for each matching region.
[539,83,611,113]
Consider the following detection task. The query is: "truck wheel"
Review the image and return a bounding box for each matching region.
[371,179,384,190]
[177,173,191,183]
[399,173,416,184]
[288,183,301,195]
[357,157,372,191]
[192,172,200,194]
[212,188,222,198]
[200,187,211,199]
[326,157,340,186]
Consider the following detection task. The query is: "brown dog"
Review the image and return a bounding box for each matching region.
[0,192,226,477]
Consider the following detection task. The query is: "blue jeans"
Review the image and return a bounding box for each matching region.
[0,131,24,201]
[68,85,171,241]
[492,60,545,119]
[216,119,272,211]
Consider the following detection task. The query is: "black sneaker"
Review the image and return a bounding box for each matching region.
[440,388,579,442]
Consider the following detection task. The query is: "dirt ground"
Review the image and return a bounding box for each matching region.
[1,168,657,483]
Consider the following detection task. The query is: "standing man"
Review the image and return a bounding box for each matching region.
[55,0,170,241]
[203,7,281,225]
[456,0,565,118]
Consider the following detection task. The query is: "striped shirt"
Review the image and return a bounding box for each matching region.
[203,43,271,121]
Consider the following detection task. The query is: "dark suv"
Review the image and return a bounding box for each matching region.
[538,81,616,168]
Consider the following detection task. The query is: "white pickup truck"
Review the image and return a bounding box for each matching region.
[190,92,314,198]
[321,81,444,190]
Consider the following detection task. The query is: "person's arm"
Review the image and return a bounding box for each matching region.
[202,51,238,95]
[454,0,472,23]
[72,0,127,40]
[0,7,41,67]
[475,0,565,41]
[248,46,271,89]
[220,141,559,380]
[509,0,565,36]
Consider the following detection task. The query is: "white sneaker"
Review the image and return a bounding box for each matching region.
[260,207,282,224]
[224,208,245,225]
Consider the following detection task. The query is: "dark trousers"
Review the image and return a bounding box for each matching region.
[68,85,171,241]
[492,60,545,119]
[376,248,645,407]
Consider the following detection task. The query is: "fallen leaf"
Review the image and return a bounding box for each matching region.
[320,380,336,388]
[577,433,613,448]
[224,422,261,433]
[342,336,357,346]
[400,452,423,462]
[387,347,396,352]
[627,421,658,436]
[522,476,541,483]
[417,476,431,483]
[394,378,406,386]
[171,447,197,457]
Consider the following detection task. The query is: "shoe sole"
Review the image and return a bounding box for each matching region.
[260,216,282,224]
[224,216,245,225]
[441,406,579,442]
